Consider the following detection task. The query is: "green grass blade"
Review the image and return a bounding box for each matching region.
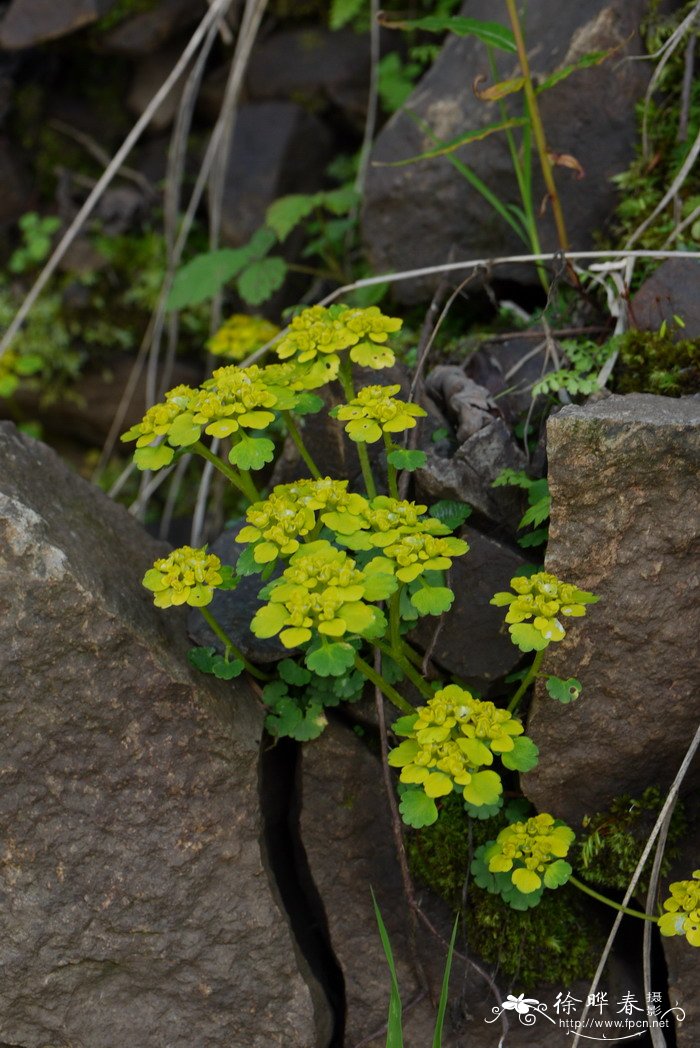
[375,117,527,166]
[371,890,404,1048]
[432,916,459,1047]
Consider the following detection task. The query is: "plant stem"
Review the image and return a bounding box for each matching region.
[389,591,402,653]
[338,357,379,498]
[384,433,399,498]
[193,441,260,503]
[507,649,545,714]
[505,0,570,253]
[356,441,377,498]
[282,411,322,479]
[374,639,434,700]
[354,653,414,713]
[199,605,270,682]
[569,876,658,923]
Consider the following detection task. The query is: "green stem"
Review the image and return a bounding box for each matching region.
[374,639,434,700]
[389,591,403,653]
[505,0,570,254]
[384,433,399,498]
[199,605,270,682]
[193,441,260,503]
[507,649,545,714]
[354,654,414,713]
[356,441,377,499]
[282,411,322,479]
[568,876,658,923]
[338,357,378,498]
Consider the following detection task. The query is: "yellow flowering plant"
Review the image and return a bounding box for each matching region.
[125,301,696,949]
[207,313,280,361]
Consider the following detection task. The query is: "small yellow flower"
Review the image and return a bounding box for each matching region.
[485,814,575,894]
[388,685,527,807]
[238,479,370,565]
[659,871,700,947]
[207,313,280,361]
[143,546,224,608]
[371,531,469,583]
[274,304,402,372]
[491,572,598,650]
[334,384,426,444]
[250,540,380,648]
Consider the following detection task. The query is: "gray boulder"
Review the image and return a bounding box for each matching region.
[630,258,700,337]
[523,395,700,827]
[0,423,327,1048]
[362,0,653,300]
[219,101,333,247]
[0,0,117,48]
[100,0,204,56]
[411,525,528,687]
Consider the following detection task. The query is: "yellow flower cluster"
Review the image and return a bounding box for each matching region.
[485,814,575,894]
[330,494,448,549]
[250,540,380,648]
[388,685,525,806]
[491,572,598,647]
[371,531,469,583]
[659,871,700,947]
[333,384,426,444]
[142,546,224,608]
[238,478,369,565]
[207,313,280,361]
[275,304,402,371]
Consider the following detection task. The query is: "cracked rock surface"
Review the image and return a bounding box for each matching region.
[0,423,324,1048]
[524,395,700,826]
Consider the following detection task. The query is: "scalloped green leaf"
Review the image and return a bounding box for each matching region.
[217,565,239,591]
[387,449,427,472]
[501,735,539,772]
[410,585,454,616]
[229,436,276,472]
[306,641,356,677]
[399,788,438,828]
[278,659,312,686]
[509,622,549,652]
[265,194,317,240]
[463,796,503,820]
[545,676,583,704]
[543,859,573,890]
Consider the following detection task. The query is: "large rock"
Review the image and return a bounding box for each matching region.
[100,0,204,56]
[362,0,652,300]
[219,101,333,247]
[523,395,700,827]
[0,0,117,48]
[300,718,466,1047]
[0,423,327,1047]
[246,27,370,125]
[630,258,700,337]
[411,526,528,687]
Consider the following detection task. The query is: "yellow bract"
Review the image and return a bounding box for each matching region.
[250,540,379,648]
[486,814,575,894]
[388,685,525,806]
[659,870,700,947]
[142,546,224,608]
[275,304,402,371]
[335,384,426,444]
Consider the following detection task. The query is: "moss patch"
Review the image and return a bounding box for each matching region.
[614,328,700,396]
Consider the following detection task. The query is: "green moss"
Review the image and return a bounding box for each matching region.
[406,796,600,989]
[614,328,700,396]
[575,787,686,893]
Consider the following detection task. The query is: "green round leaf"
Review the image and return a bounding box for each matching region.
[545,676,583,703]
[387,449,428,472]
[399,787,438,828]
[305,641,356,677]
[500,735,539,772]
